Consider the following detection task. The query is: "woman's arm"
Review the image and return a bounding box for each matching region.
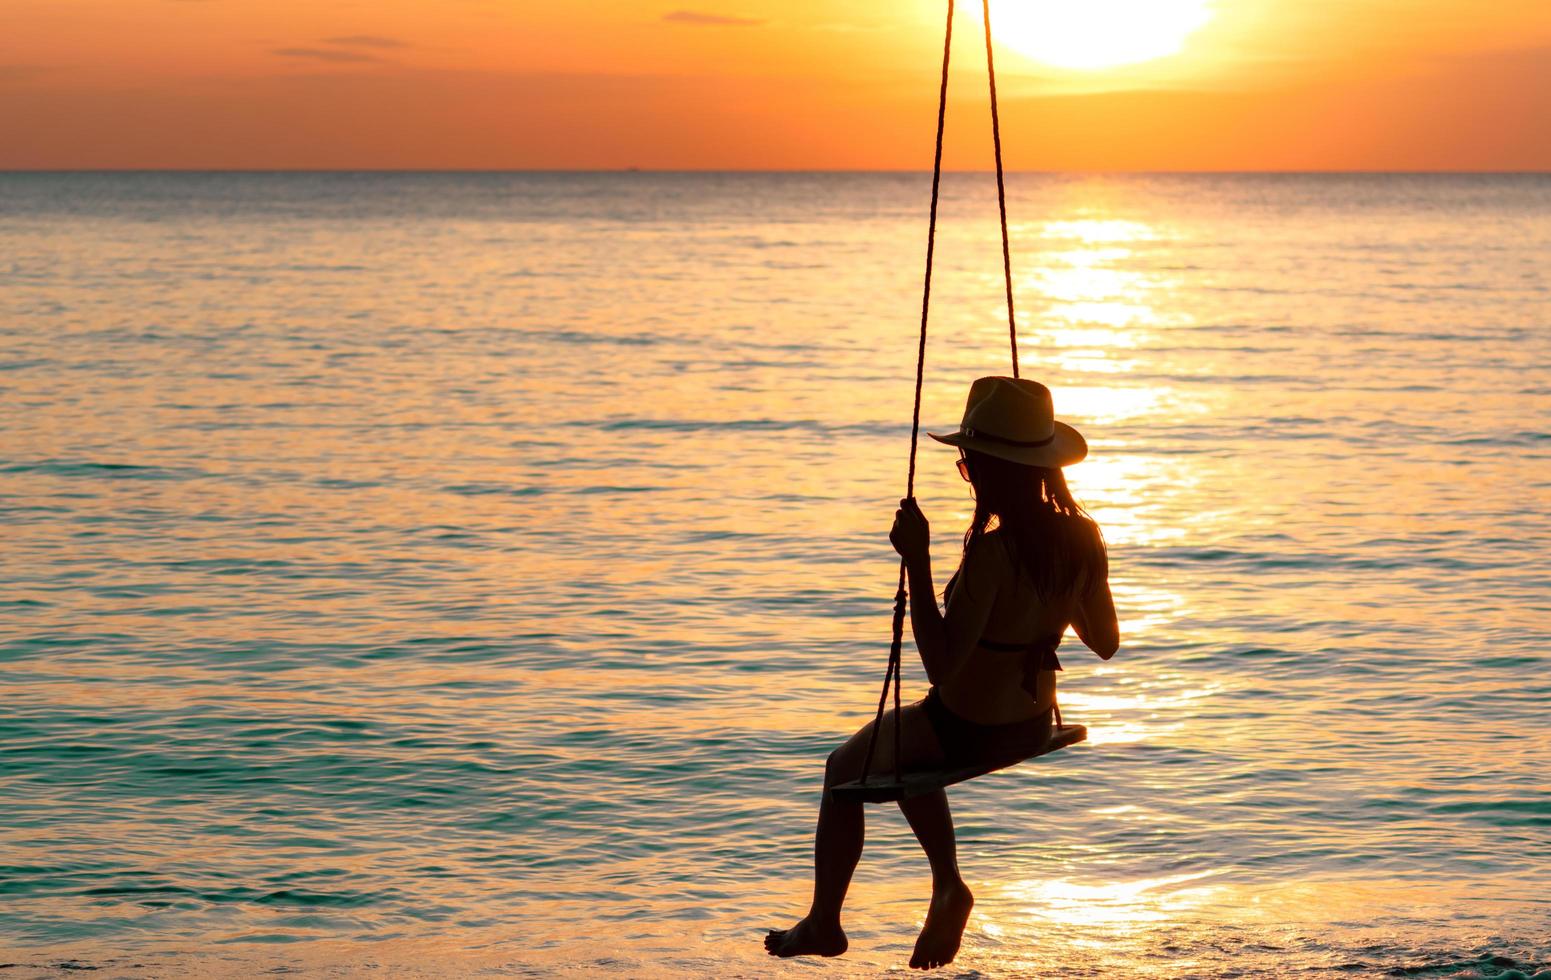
[1071,524,1118,659]
[891,498,996,685]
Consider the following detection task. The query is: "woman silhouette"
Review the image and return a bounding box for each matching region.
[765,376,1119,969]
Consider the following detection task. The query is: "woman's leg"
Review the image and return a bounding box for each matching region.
[899,789,962,889]
[899,789,975,970]
[806,772,863,927]
[765,701,945,958]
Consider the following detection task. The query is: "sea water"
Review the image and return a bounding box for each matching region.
[1,172,1549,977]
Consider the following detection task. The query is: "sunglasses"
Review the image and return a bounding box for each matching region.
[956,454,971,482]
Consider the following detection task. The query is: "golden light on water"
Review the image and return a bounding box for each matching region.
[1055,677,1216,746]
[1058,385,1167,421]
[1039,218,1161,245]
[1030,220,1176,331]
[972,0,1215,70]
[998,871,1225,927]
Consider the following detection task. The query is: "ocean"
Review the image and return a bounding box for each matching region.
[1,172,1549,977]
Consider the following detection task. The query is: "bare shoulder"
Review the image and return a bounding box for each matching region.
[948,530,1008,599]
[969,528,1019,575]
[970,526,1006,553]
[1077,514,1106,558]
[1071,514,1109,589]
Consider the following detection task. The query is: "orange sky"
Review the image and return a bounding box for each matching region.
[2,0,1548,170]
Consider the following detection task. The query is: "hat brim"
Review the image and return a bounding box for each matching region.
[928,420,1087,468]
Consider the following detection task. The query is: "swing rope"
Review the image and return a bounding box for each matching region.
[982,0,1020,378]
[855,0,1020,788]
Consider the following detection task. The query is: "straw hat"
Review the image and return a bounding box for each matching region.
[928,376,1087,468]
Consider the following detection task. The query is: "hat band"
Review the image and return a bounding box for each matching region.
[961,425,1055,448]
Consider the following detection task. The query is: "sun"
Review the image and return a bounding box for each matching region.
[971,0,1214,71]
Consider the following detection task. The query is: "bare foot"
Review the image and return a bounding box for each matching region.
[764,915,848,958]
[910,880,974,970]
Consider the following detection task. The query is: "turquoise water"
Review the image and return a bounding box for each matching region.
[2,172,1550,977]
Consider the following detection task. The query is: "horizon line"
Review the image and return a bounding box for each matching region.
[2,168,1549,176]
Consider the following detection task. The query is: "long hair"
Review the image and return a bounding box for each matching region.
[947,448,1106,603]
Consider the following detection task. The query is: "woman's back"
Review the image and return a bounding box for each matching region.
[939,521,1110,724]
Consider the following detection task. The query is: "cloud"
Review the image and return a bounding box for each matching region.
[271,35,411,66]
[322,35,410,49]
[273,47,384,64]
[661,10,764,27]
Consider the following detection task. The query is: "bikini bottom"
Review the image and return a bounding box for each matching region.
[921,685,1053,771]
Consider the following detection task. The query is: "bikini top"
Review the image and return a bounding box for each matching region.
[945,568,1064,686]
[977,634,1063,671]
[977,634,1063,702]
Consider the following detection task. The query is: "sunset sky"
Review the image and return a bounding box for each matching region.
[3,0,1549,170]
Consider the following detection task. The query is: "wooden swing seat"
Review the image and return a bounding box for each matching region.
[829,722,1086,804]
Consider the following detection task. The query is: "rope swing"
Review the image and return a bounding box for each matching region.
[832,0,1086,805]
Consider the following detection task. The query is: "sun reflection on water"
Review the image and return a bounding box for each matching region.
[995,870,1225,928]
[1057,385,1167,423]
[1038,218,1162,244]
[1026,216,1181,357]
